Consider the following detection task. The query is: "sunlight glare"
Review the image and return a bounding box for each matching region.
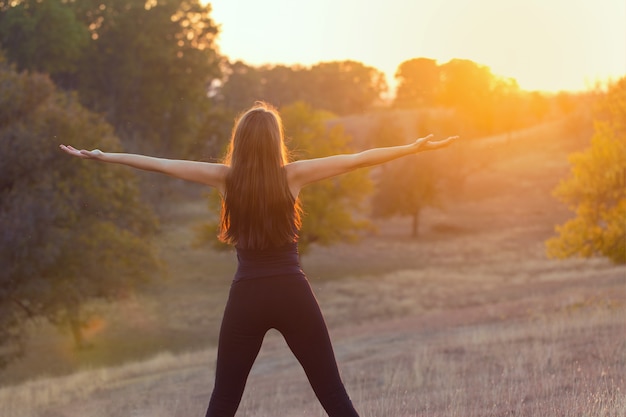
[204,0,625,93]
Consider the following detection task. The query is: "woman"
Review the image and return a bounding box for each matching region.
[60,101,456,416]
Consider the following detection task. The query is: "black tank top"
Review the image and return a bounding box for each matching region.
[233,241,304,282]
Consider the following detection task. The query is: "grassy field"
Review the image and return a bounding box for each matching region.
[0,116,624,416]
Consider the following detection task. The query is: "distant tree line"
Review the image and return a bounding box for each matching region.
[393,57,560,137]
[215,60,387,116]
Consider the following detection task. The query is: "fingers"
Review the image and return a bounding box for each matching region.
[414,135,458,151]
[59,144,90,159]
[60,144,79,152]
[426,135,459,148]
[59,144,77,155]
[430,135,459,142]
[415,134,434,145]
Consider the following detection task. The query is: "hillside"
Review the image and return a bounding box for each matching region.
[0,115,624,416]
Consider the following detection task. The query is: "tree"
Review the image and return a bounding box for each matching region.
[70,0,222,156]
[0,59,160,365]
[0,0,90,76]
[526,90,551,124]
[373,157,439,238]
[215,60,264,111]
[546,77,626,264]
[393,58,440,108]
[218,63,309,110]
[393,56,555,138]
[195,102,373,253]
[215,60,387,116]
[282,102,374,251]
[369,116,440,237]
[439,58,497,135]
[258,64,309,108]
[306,60,387,115]
[0,0,224,164]
[491,76,524,135]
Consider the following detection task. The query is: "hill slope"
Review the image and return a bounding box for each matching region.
[1,116,624,416]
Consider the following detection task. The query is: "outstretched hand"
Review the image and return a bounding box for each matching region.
[413,134,459,152]
[59,145,104,160]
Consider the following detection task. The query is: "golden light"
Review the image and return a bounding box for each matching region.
[205,0,625,93]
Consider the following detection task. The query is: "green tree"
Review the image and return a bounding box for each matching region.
[369,116,440,237]
[215,60,387,116]
[372,157,439,238]
[306,60,387,115]
[546,77,626,264]
[1,0,223,160]
[71,0,222,156]
[215,60,264,111]
[258,64,308,108]
[0,0,89,76]
[0,59,160,364]
[282,102,374,251]
[216,62,308,110]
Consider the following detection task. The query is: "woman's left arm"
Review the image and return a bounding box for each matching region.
[286,134,457,191]
[60,145,228,191]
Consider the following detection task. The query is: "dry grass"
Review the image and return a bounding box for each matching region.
[0,294,623,416]
[1,116,625,416]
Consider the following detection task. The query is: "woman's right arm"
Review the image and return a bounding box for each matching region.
[59,145,228,192]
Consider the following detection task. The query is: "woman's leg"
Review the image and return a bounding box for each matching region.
[205,283,267,417]
[277,279,360,417]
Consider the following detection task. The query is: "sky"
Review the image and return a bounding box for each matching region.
[203,0,626,94]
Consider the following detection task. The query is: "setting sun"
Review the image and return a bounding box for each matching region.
[206,0,625,93]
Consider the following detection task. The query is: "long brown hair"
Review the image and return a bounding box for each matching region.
[219,102,302,249]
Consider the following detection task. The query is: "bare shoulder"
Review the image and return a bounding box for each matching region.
[285,159,317,185]
[165,160,230,193]
[285,159,304,177]
[285,154,356,190]
[209,163,230,194]
[285,161,305,199]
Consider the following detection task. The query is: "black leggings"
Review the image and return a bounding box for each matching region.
[205,275,360,417]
